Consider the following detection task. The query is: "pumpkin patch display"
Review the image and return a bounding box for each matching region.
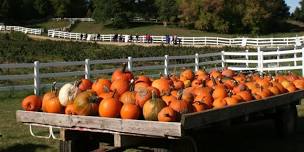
[21,65,304,122]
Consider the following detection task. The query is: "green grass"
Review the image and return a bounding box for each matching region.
[31,20,70,30]
[71,22,304,38]
[0,91,58,152]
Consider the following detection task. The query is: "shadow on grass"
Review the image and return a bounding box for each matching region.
[1,143,50,152]
[195,117,304,152]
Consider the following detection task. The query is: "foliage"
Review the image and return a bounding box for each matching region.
[0,33,247,63]
[292,0,304,21]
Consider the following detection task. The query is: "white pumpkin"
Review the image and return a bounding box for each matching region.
[58,82,80,106]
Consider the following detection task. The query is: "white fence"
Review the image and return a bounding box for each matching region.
[52,18,95,22]
[1,47,304,95]
[0,26,43,35]
[47,30,303,47]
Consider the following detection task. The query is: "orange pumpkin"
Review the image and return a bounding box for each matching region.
[192,101,209,112]
[169,92,190,114]
[195,69,209,81]
[44,96,63,113]
[180,69,194,81]
[151,78,171,96]
[157,107,177,122]
[111,63,133,82]
[92,79,111,96]
[99,93,122,118]
[136,87,152,108]
[110,79,130,96]
[134,82,150,92]
[221,67,235,78]
[238,91,253,102]
[120,104,140,119]
[212,98,226,109]
[78,79,93,91]
[135,75,151,85]
[73,90,100,116]
[223,96,240,106]
[212,85,227,99]
[22,95,42,111]
[65,104,76,115]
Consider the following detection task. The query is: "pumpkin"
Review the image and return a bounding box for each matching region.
[173,80,185,90]
[65,104,76,115]
[191,79,203,88]
[195,69,209,81]
[99,92,122,118]
[120,91,136,105]
[134,82,150,92]
[221,67,235,78]
[42,82,57,112]
[22,95,42,111]
[212,98,226,108]
[158,107,177,122]
[136,87,152,108]
[78,79,92,91]
[143,91,166,121]
[110,79,130,96]
[151,78,171,96]
[293,79,304,89]
[232,83,247,94]
[180,69,194,81]
[223,97,240,106]
[210,69,222,79]
[58,81,81,106]
[212,85,227,99]
[44,96,63,113]
[120,103,140,119]
[268,85,281,95]
[192,101,209,112]
[73,90,100,116]
[92,79,111,95]
[111,63,133,82]
[135,75,151,85]
[238,91,253,102]
[169,91,190,114]
[162,95,176,105]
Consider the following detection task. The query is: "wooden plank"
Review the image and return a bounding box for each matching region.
[181,90,304,130]
[16,111,182,138]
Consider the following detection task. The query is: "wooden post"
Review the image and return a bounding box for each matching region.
[257,47,264,74]
[85,59,90,80]
[195,53,199,72]
[127,57,133,72]
[294,46,297,66]
[205,37,207,46]
[34,61,40,95]
[217,37,219,45]
[245,50,249,68]
[164,55,169,76]
[221,51,225,68]
[302,48,304,77]
[271,38,273,47]
[192,37,195,46]
[277,47,280,68]
[182,37,184,46]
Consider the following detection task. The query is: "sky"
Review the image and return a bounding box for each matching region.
[286,0,300,13]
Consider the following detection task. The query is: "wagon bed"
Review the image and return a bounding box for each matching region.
[17,90,304,140]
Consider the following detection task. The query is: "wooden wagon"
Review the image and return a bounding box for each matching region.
[16,90,304,152]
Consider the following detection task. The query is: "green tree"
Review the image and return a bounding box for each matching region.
[33,0,51,17]
[292,0,304,21]
[92,0,135,28]
[156,0,178,26]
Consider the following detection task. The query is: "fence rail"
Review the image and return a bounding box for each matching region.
[52,18,95,22]
[1,47,304,94]
[47,30,303,47]
[0,26,43,35]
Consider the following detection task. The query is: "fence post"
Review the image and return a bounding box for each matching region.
[294,45,297,66]
[221,51,225,68]
[85,59,90,79]
[34,61,40,95]
[182,37,184,46]
[302,48,304,77]
[195,53,199,72]
[277,47,280,67]
[245,50,249,67]
[127,57,133,72]
[257,47,264,73]
[205,37,207,46]
[164,55,169,76]
[217,37,219,45]
[271,38,273,47]
[192,37,195,46]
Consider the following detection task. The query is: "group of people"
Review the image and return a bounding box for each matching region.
[112,34,141,43]
[165,34,181,45]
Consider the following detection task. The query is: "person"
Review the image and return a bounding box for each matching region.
[136,34,139,43]
[149,34,153,43]
[173,34,177,45]
[145,34,149,43]
[165,35,170,44]
[85,33,88,40]
[130,34,133,42]
[113,33,118,42]
[97,33,100,41]
[178,38,182,46]
[119,34,123,42]
[80,33,83,40]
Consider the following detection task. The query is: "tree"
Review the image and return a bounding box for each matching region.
[33,0,51,17]
[292,0,304,21]
[92,0,135,28]
[156,0,178,26]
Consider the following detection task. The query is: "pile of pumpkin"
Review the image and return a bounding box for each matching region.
[21,64,304,122]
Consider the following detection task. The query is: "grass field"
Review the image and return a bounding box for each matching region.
[1,90,304,152]
[71,22,304,38]
[31,20,70,30]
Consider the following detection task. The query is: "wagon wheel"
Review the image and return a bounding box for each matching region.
[274,104,298,137]
[170,136,198,152]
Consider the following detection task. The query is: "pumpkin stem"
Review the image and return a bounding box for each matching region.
[211,76,217,87]
[122,63,127,72]
[51,81,57,93]
[74,80,81,87]
[103,86,110,93]
[112,90,117,98]
[151,90,158,100]
[89,94,100,103]
[129,79,135,91]
[177,89,183,100]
